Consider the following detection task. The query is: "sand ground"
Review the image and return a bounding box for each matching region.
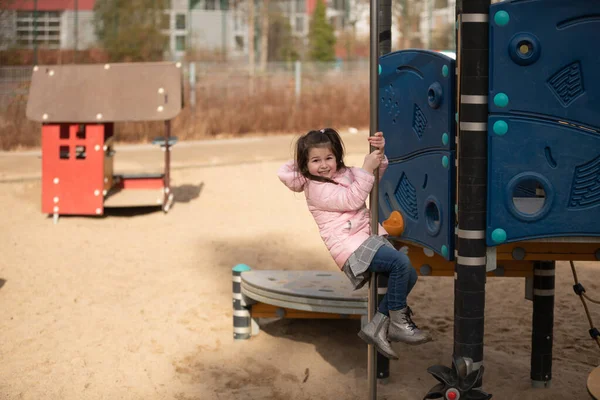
[0,131,599,400]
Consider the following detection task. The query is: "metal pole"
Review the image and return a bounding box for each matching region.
[294,60,301,102]
[33,0,38,64]
[376,0,392,383]
[454,0,490,382]
[164,120,171,205]
[531,261,555,388]
[74,0,78,63]
[368,0,380,395]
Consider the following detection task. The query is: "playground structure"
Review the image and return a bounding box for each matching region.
[233,0,600,398]
[25,62,183,223]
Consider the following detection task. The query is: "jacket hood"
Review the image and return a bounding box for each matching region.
[278,160,307,192]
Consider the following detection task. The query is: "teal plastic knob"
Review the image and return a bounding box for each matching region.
[442,65,449,77]
[494,10,510,26]
[491,228,507,244]
[494,93,509,108]
[455,112,458,123]
[442,156,449,168]
[493,120,508,136]
[442,132,449,145]
[232,264,252,272]
[441,245,449,258]
[455,204,458,214]
[378,64,382,75]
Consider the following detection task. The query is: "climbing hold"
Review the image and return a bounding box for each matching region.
[379,64,382,75]
[442,156,449,168]
[491,228,507,244]
[233,264,252,272]
[494,93,509,108]
[383,210,405,237]
[442,65,449,77]
[420,264,432,276]
[441,245,449,258]
[493,120,508,136]
[494,10,510,26]
[442,132,449,146]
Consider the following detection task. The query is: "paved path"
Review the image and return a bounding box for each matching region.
[0,130,370,183]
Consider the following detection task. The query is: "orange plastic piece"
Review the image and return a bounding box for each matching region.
[383,211,405,237]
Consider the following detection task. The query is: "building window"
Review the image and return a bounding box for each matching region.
[295,15,304,34]
[175,14,186,30]
[295,0,305,13]
[205,0,216,10]
[161,13,170,29]
[175,35,186,51]
[16,10,61,48]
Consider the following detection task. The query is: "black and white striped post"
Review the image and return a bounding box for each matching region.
[232,264,252,340]
[531,261,555,387]
[454,0,490,385]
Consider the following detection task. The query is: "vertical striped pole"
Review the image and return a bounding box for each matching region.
[454,0,490,380]
[531,261,555,388]
[232,264,252,340]
[376,0,392,383]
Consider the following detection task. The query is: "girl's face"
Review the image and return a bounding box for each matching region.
[307,146,337,179]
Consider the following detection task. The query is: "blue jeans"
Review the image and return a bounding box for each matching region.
[369,245,418,316]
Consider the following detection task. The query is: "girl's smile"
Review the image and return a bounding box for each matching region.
[307,147,337,179]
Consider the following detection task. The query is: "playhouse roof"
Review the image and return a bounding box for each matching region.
[26,62,183,123]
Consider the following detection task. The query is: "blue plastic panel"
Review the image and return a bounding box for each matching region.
[378,50,455,160]
[379,152,455,260]
[487,115,600,245]
[489,0,600,130]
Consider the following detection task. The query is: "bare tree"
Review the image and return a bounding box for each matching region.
[259,0,269,72]
[247,0,255,77]
[0,0,16,49]
[394,0,424,49]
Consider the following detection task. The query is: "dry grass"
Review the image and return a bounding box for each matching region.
[0,73,369,150]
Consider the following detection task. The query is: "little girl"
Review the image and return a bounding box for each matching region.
[277,128,431,360]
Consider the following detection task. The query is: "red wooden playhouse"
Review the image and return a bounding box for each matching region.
[26,62,183,223]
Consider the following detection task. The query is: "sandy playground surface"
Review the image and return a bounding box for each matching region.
[0,131,599,400]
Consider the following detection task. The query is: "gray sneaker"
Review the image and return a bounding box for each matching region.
[357,312,399,360]
[388,307,432,345]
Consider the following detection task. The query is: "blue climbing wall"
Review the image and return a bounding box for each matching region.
[487,0,600,245]
[378,50,456,260]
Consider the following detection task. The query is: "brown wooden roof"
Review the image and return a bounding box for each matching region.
[26,62,183,123]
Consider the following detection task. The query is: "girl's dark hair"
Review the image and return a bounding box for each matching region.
[294,128,346,184]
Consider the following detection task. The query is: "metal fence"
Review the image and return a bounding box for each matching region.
[0,60,370,109]
[0,66,32,109]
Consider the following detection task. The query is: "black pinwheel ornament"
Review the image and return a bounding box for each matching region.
[423,356,492,400]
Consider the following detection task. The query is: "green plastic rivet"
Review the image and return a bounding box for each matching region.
[442,133,449,145]
[442,65,449,77]
[491,228,507,244]
[232,264,252,272]
[441,245,449,258]
[493,120,508,136]
[442,156,449,168]
[455,112,458,123]
[379,64,382,75]
[494,10,510,26]
[455,204,458,214]
[494,93,509,108]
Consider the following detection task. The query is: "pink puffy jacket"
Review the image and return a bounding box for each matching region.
[277,157,389,269]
